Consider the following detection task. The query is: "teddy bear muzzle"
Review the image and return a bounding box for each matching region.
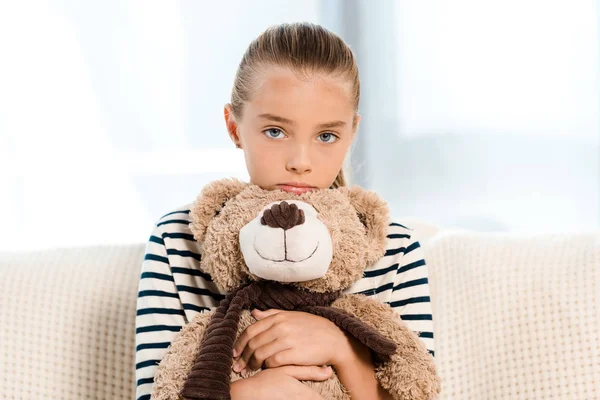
[239,200,333,282]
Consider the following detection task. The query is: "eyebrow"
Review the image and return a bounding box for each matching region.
[258,113,347,129]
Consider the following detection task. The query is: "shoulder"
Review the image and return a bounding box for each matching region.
[367,218,424,273]
[155,203,194,226]
[360,220,418,276]
[343,219,420,295]
[386,220,415,240]
[149,203,198,251]
[385,217,438,254]
[376,219,429,279]
[384,219,419,255]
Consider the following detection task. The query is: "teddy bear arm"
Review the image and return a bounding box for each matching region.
[331,294,441,400]
[151,311,214,400]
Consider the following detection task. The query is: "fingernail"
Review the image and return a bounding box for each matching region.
[232,348,238,357]
[233,362,240,372]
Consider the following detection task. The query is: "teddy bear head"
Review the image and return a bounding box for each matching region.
[189,178,390,294]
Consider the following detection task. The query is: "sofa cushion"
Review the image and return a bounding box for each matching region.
[0,243,145,399]
[425,230,600,399]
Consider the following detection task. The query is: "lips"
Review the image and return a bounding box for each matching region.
[277,183,317,194]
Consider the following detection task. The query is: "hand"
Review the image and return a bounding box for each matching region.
[232,309,349,373]
[230,365,332,400]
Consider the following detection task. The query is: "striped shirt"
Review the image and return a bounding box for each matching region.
[134,203,435,400]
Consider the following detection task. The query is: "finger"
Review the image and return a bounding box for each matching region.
[236,328,281,372]
[264,348,303,369]
[233,317,277,358]
[244,338,292,372]
[278,365,333,382]
[252,308,284,320]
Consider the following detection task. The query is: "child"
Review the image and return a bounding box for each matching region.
[135,22,435,400]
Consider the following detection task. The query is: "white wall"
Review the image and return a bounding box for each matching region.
[1,0,598,251]
[342,0,599,233]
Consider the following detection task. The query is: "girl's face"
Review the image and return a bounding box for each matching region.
[224,66,359,194]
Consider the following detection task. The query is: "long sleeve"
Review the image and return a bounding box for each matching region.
[134,206,226,400]
[134,222,187,400]
[345,221,436,358]
[387,223,435,357]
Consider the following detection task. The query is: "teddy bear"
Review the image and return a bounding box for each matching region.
[151,178,441,400]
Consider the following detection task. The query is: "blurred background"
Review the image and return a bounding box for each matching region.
[0,0,598,251]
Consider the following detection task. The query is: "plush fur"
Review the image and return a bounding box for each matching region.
[152,178,441,399]
[331,295,441,399]
[152,309,350,400]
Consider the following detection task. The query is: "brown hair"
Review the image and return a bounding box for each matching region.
[230,22,360,188]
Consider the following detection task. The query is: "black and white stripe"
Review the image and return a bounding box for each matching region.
[134,204,435,400]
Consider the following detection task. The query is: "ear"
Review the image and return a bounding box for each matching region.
[338,185,390,266]
[189,178,248,243]
[224,103,242,148]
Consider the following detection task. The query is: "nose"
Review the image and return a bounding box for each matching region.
[286,144,312,174]
[261,201,306,230]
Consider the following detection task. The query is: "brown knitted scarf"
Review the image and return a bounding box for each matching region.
[179,280,398,400]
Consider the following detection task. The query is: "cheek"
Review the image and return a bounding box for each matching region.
[314,144,349,170]
[244,143,281,176]
[254,152,279,170]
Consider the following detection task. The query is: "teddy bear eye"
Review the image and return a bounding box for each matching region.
[357,213,368,228]
[214,201,227,217]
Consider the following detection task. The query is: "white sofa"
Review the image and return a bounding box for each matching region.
[1,222,599,400]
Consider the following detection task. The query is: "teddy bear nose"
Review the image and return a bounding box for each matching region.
[261,201,305,230]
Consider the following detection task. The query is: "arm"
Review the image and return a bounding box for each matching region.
[388,227,435,358]
[134,221,187,400]
[329,291,440,400]
[330,225,439,400]
[332,333,394,400]
[231,366,331,400]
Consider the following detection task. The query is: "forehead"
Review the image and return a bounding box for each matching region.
[245,67,354,124]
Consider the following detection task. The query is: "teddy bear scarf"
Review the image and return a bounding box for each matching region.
[179,280,398,400]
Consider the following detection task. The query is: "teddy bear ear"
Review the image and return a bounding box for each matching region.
[189,178,249,243]
[338,185,391,264]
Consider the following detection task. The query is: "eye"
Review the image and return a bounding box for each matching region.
[263,128,286,139]
[317,132,338,143]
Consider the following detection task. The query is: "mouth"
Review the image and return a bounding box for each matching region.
[254,240,320,263]
[277,183,318,195]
